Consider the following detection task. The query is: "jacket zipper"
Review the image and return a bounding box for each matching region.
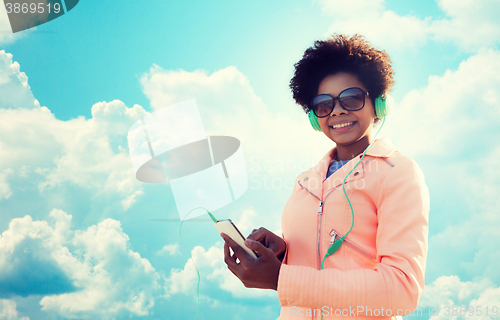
[297,182,353,320]
[297,163,366,320]
[316,200,323,271]
[329,229,376,261]
[297,181,324,320]
[298,181,344,269]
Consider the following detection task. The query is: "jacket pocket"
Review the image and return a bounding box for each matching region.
[329,229,377,261]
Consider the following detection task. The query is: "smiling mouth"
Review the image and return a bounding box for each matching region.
[330,122,355,129]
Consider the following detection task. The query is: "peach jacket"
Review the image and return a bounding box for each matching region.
[277,137,430,320]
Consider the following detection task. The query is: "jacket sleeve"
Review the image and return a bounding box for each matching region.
[277,157,430,314]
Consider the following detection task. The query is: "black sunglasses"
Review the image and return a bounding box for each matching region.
[311,87,369,118]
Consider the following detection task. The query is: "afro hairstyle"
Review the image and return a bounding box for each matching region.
[290,34,394,117]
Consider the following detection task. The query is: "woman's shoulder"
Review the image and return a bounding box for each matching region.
[387,147,424,169]
[371,137,424,170]
[378,149,428,191]
[365,138,427,188]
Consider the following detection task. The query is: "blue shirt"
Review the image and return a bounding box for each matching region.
[326,159,350,179]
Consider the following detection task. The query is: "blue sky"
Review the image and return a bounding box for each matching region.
[1,0,500,319]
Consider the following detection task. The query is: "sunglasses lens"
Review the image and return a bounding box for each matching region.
[339,88,365,110]
[312,95,333,117]
[311,88,366,117]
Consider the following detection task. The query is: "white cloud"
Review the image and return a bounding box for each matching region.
[383,49,500,158]
[318,0,385,18]
[0,104,145,207]
[318,0,429,50]
[140,65,330,185]
[156,243,180,256]
[233,208,261,236]
[167,244,276,300]
[0,210,164,319]
[432,0,500,51]
[0,213,74,298]
[41,218,161,318]
[0,7,18,45]
[38,100,147,196]
[0,299,29,320]
[381,49,500,286]
[228,207,283,241]
[419,275,500,320]
[412,141,500,300]
[121,189,145,210]
[0,169,13,200]
[0,0,51,44]
[0,51,148,208]
[426,201,500,281]
[318,0,500,52]
[91,100,148,138]
[469,287,500,320]
[449,147,500,283]
[324,10,430,50]
[0,51,40,110]
[164,209,282,301]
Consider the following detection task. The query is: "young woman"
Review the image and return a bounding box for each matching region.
[222,34,430,320]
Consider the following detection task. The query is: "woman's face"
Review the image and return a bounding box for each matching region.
[316,72,377,159]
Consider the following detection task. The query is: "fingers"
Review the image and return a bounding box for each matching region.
[244,239,273,260]
[246,227,286,257]
[222,231,279,263]
[247,227,269,242]
[223,242,236,265]
[221,233,281,290]
[221,233,251,264]
[224,242,241,278]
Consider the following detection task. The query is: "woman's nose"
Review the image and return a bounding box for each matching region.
[329,99,347,116]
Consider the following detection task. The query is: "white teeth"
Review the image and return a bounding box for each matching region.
[330,122,354,129]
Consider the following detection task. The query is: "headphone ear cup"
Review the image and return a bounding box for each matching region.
[374,95,389,119]
[308,111,322,132]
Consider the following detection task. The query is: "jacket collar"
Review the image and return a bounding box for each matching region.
[298,137,397,198]
[363,136,397,158]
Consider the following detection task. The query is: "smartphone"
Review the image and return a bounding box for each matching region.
[215,219,258,259]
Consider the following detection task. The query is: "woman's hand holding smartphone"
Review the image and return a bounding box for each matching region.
[247,227,286,261]
[221,226,285,291]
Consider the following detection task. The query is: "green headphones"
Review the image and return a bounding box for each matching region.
[308,95,388,131]
[314,94,389,273]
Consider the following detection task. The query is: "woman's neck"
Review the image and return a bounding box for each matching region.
[335,137,373,161]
